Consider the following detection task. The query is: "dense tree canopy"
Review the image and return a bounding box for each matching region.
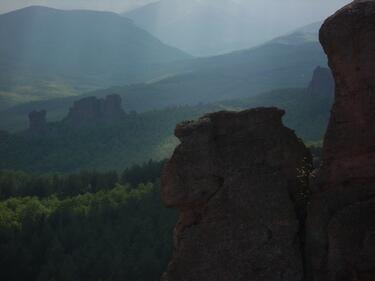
[0,161,177,281]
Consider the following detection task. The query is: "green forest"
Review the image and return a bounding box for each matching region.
[0,106,209,172]
[0,87,331,173]
[0,87,328,280]
[0,160,177,281]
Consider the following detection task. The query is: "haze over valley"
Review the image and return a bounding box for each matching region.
[0,0,350,115]
[2,1,372,281]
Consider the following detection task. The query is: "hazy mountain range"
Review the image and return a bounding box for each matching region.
[0,6,190,110]
[0,3,330,116]
[0,20,326,132]
[124,0,348,56]
[0,4,332,133]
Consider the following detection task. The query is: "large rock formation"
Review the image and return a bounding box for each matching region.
[317,0,375,188]
[161,108,312,281]
[160,2,375,281]
[307,66,334,98]
[306,1,375,280]
[28,110,48,135]
[64,94,126,127]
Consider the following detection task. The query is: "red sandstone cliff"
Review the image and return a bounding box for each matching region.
[160,1,375,281]
[306,1,375,280]
[161,108,312,281]
[316,0,375,190]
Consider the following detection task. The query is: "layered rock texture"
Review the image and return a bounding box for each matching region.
[161,108,312,281]
[64,94,126,127]
[306,1,375,280]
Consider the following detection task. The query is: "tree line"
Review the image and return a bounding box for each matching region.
[0,160,177,281]
[0,160,166,200]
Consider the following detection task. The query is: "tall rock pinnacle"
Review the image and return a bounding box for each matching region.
[306,1,375,280]
[161,108,312,281]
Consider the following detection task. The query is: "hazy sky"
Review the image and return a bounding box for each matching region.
[0,0,352,14]
[0,0,156,13]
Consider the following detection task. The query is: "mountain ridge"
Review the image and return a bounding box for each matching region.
[0,5,191,111]
[123,0,333,56]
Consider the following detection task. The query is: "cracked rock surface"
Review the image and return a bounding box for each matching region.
[161,108,312,281]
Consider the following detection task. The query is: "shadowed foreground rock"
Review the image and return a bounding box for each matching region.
[161,108,312,281]
[306,1,375,280]
[160,2,375,281]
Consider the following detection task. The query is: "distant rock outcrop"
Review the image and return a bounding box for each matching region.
[306,1,375,280]
[64,94,126,127]
[161,108,312,281]
[307,66,334,97]
[28,110,48,135]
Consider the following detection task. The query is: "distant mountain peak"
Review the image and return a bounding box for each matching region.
[0,4,190,113]
[124,0,341,56]
[269,21,322,45]
[4,5,128,20]
[7,5,58,12]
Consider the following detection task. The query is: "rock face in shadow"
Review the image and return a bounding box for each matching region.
[161,108,312,281]
[160,2,375,281]
[28,110,48,135]
[317,0,375,189]
[307,66,334,98]
[306,1,375,280]
[64,94,126,127]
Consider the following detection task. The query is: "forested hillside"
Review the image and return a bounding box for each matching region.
[0,83,332,173]
[0,105,210,172]
[0,161,177,281]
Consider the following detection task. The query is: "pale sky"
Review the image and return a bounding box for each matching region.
[0,0,352,14]
[0,0,157,14]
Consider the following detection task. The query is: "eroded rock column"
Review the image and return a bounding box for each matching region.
[306,1,375,280]
[161,108,312,281]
